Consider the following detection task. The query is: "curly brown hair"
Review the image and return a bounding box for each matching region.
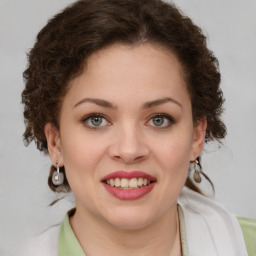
[22,0,226,195]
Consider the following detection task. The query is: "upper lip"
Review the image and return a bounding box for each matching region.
[101,171,157,181]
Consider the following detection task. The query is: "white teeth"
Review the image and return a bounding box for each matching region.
[114,178,121,187]
[121,178,129,188]
[137,177,143,186]
[106,177,152,188]
[110,179,115,186]
[129,178,138,188]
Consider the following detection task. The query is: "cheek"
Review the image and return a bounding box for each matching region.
[59,129,107,188]
[61,124,106,163]
[157,143,190,180]
[155,139,191,199]
[155,131,193,166]
[60,135,106,209]
[151,127,193,188]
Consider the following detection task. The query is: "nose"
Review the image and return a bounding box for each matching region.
[108,123,150,164]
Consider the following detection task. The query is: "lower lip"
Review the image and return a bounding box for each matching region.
[102,182,155,200]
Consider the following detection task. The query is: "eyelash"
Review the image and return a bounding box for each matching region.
[81,113,110,130]
[147,113,175,129]
[81,113,175,130]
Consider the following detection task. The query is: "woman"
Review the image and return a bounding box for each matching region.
[22,0,255,255]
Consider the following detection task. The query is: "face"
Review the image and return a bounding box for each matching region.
[45,43,206,229]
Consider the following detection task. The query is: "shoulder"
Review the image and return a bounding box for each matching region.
[23,224,60,256]
[178,187,248,255]
[237,216,256,255]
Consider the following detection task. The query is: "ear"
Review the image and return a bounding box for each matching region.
[44,123,63,166]
[190,117,207,161]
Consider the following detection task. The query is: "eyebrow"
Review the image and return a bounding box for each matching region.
[74,97,182,109]
[74,98,117,109]
[142,97,182,110]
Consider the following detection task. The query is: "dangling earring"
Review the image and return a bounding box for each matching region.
[192,159,202,183]
[52,161,64,185]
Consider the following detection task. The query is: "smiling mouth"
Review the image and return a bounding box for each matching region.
[103,177,156,189]
[101,171,157,200]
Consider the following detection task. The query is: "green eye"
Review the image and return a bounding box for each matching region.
[90,116,103,126]
[152,116,164,126]
[82,114,109,128]
[148,114,174,128]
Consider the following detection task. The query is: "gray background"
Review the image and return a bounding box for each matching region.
[0,0,255,255]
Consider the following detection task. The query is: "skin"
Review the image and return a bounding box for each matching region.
[45,43,206,256]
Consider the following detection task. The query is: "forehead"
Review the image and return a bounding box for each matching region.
[85,43,185,82]
[65,43,189,107]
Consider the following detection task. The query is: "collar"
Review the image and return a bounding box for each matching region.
[58,208,85,256]
[177,187,248,256]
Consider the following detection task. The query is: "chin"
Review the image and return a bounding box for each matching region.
[103,207,157,230]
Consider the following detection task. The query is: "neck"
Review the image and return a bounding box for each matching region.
[70,203,179,256]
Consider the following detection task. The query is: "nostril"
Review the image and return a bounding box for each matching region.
[111,154,143,164]
[107,137,150,164]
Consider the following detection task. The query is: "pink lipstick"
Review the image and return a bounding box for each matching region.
[101,171,156,200]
